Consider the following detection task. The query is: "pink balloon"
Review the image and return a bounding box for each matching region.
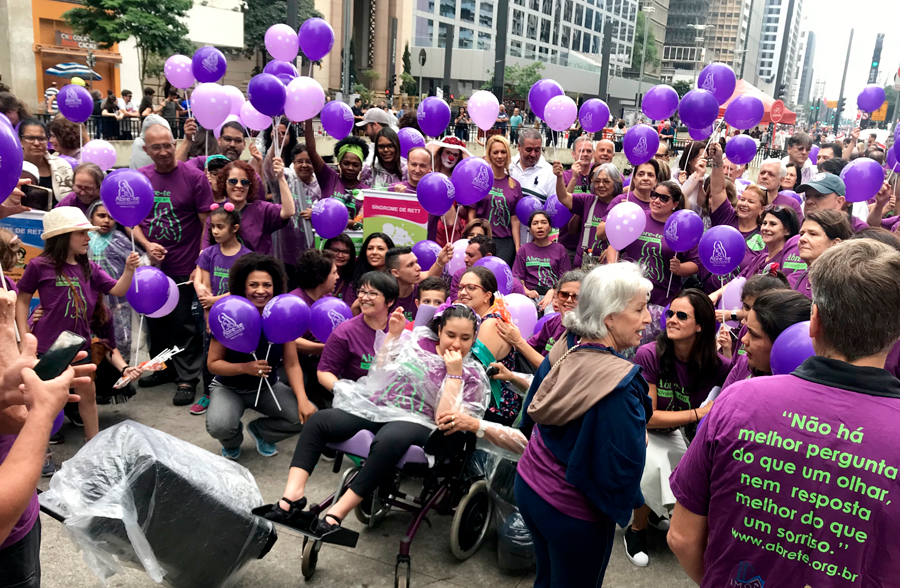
[468,90,500,132]
[284,77,325,122]
[606,202,647,250]
[164,54,195,89]
[222,85,245,116]
[214,115,243,139]
[191,83,231,130]
[239,101,272,132]
[265,23,300,62]
[543,95,578,132]
[146,277,180,318]
[81,139,117,171]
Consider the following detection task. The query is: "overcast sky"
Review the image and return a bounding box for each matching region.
[805,1,900,105]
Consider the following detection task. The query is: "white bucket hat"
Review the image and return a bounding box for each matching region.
[41,206,100,240]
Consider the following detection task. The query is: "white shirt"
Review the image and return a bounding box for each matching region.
[117,98,137,113]
[781,155,815,185]
[509,155,556,202]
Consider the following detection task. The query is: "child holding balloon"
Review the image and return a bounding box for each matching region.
[15,207,140,440]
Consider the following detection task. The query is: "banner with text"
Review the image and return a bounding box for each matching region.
[361,190,428,247]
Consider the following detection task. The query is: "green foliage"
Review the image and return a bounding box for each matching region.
[360,69,380,87]
[353,83,374,104]
[400,71,418,96]
[402,43,412,75]
[483,61,546,98]
[631,11,659,70]
[64,0,194,85]
[673,80,692,99]
[234,0,321,61]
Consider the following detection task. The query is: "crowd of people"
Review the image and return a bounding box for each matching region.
[2,76,900,588]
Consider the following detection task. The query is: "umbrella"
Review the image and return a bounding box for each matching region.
[45,62,102,81]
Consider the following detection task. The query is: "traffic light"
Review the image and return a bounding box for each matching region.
[869,34,884,84]
[777,84,787,100]
[385,89,390,97]
[391,74,397,90]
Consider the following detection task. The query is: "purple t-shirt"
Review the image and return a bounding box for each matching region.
[779,234,808,275]
[55,193,94,215]
[670,365,900,588]
[850,215,869,233]
[449,265,527,301]
[0,435,38,550]
[881,216,900,233]
[562,167,591,196]
[527,313,564,356]
[788,269,811,299]
[570,193,613,267]
[634,343,731,413]
[721,353,753,391]
[186,156,265,199]
[474,176,522,239]
[513,241,572,291]
[333,277,355,303]
[390,284,419,322]
[316,165,369,218]
[606,192,651,215]
[201,199,287,255]
[318,313,383,382]
[885,339,900,380]
[619,211,701,307]
[770,192,804,224]
[18,257,117,353]
[197,243,252,295]
[139,162,214,276]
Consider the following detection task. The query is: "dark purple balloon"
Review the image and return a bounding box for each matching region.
[417,172,455,215]
[697,63,737,105]
[310,297,352,342]
[57,84,93,123]
[263,60,299,79]
[544,194,572,228]
[688,125,713,141]
[262,294,310,343]
[52,410,64,436]
[699,225,745,275]
[417,97,451,137]
[515,196,543,225]
[398,127,426,158]
[247,73,287,117]
[622,124,660,166]
[320,101,354,139]
[0,122,23,206]
[770,321,814,375]
[192,46,228,84]
[663,210,704,252]
[528,79,564,120]
[579,99,610,133]
[126,267,169,315]
[857,85,886,112]
[724,95,764,130]
[452,157,493,206]
[679,89,719,130]
[100,168,155,227]
[808,145,819,165]
[887,146,898,171]
[209,296,262,354]
[642,84,679,121]
[412,240,442,271]
[474,257,514,295]
[724,135,757,166]
[311,198,349,239]
[299,18,335,62]
[533,312,559,335]
[840,157,884,203]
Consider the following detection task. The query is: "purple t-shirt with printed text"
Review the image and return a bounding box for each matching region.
[201,199,287,255]
[0,435,38,550]
[318,313,383,382]
[634,343,731,413]
[197,243,252,295]
[570,193,613,267]
[527,313,565,357]
[316,165,369,217]
[512,241,572,291]
[474,175,522,239]
[606,192,651,215]
[390,284,419,322]
[885,339,900,380]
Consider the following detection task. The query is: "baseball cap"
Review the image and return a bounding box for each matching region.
[356,108,396,128]
[797,172,845,197]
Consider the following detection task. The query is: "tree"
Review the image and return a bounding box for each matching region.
[400,43,418,95]
[630,11,659,71]
[482,61,545,98]
[673,80,692,99]
[232,0,321,61]
[360,69,380,88]
[64,0,195,86]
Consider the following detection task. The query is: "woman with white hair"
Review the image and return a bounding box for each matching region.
[514,262,654,587]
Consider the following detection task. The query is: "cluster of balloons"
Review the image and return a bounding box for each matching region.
[527,79,611,135]
[126,266,179,318]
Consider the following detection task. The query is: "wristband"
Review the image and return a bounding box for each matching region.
[730,310,738,322]
[446,374,463,381]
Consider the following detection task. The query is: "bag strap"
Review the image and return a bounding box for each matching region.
[581,198,599,250]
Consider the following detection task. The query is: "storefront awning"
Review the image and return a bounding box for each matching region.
[34,45,122,63]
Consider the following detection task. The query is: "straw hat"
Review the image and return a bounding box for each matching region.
[41,206,100,240]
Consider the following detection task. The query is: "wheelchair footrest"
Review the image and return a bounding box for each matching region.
[251,505,359,548]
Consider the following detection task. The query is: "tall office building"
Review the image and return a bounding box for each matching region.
[756,0,803,98]
[791,26,815,106]
[638,0,669,79]
[704,0,763,87]
[660,0,711,83]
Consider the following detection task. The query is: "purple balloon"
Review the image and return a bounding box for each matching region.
[679,89,719,130]
[778,190,802,203]
[52,410,64,436]
[100,169,155,227]
[452,157,493,205]
[528,79,564,121]
[770,321,814,375]
[398,127,426,158]
[263,60,299,79]
[0,121,23,206]
[504,293,538,338]
[622,124,660,166]
[515,195,543,225]
[57,84,93,123]
[840,157,884,203]
[263,294,310,343]
[320,101,354,139]
[412,240,442,271]
[192,46,227,84]
[164,54,195,89]
[663,210,704,252]
[209,296,262,354]
[310,297,352,342]
[606,202,647,250]
[240,101,272,132]
[697,63,737,105]
[857,85,886,112]
[147,277,180,318]
[543,95,578,132]
[724,95,764,130]
[724,135,757,166]
[265,23,300,62]
[808,145,820,165]
[417,172,455,215]
[58,154,78,170]
[623,176,631,188]
[721,276,746,329]
[474,257,514,295]
[887,146,898,171]
[311,198,349,239]
[659,302,670,331]
[82,139,117,171]
[895,125,900,147]
[688,125,713,141]
[191,83,231,130]
[578,99,611,133]
[299,18,336,62]
[533,312,559,335]
[642,85,679,121]
[247,73,287,117]
[699,225,745,275]
[0,112,11,127]
[544,193,572,228]
[126,267,169,315]
[417,97,451,137]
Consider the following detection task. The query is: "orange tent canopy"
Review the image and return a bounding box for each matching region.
[717,79,797,125]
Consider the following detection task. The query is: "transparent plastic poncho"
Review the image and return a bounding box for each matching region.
[332,326,491,429]
[39,421,274,588]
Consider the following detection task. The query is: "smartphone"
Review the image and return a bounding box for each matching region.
[34,331,86,381]
[485,365,500,378]
[20,184,52,211]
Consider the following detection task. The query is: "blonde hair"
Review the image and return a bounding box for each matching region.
[484,134,515,189]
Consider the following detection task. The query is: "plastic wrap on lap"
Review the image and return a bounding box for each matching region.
[39,420,274,588]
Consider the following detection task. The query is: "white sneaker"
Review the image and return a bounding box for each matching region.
[624,528,650,567]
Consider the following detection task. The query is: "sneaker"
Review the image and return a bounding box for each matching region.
[138,371,176,388]
[42,451,57,477]
[49,432,65,445]
[64,403,83,428]
[247,421,278,457]
[173,384,196,407]
[648,511,670,531]
[221,446,242,460]
[624,527,650,567]
[321,447,337,462]
[190,395,210,415]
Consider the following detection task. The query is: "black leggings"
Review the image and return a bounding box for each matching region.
[289,409,432,498]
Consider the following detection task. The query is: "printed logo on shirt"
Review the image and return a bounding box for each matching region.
[544,336,556,352]
[373,361,428,413]
[218,312,245,340]
[782,252,808,272]
[656,379,691,408]
[213,267,231,295]
[524,256,557,288]
[147,193,182,242]
[201,52,219,73]
[115,179,138,207]
[487,187,511,227]
[746,233,765,252]
[56,275,86,320]
[728,561,765,588]
[635,232,664,282]
[360,353,376,371]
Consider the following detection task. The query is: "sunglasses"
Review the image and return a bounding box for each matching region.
[650,191,673,204]
[557,290,578,302]
[227,178,251,187]
[665,310,692,321]
[763,204,785,213]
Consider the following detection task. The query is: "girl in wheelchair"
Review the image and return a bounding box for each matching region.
[265,303,490,536]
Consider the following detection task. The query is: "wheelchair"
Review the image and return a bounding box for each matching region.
[254,427,493,587]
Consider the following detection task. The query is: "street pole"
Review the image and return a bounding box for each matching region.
[835,29,853,135]
[637,9,650,109]
[692,36,703,87]
[740,0,755,79]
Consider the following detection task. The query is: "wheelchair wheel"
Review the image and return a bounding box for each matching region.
[450,480,493,561]
[301,538,321,580]
[354,493,389,528]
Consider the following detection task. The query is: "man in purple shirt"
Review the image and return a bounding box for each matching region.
[756,158,804,223]
[798,172,870,233]
[134,124,213,406]
[668,239,900,587]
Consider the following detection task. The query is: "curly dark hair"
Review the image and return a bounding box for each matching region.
[398,110,422,133]
[49,115,90,152]
[333,134,370,163]
[215,160,258,203]
[228,254,287,297]
[295,249,335,290]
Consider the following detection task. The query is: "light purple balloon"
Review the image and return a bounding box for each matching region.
[452,157,493,206]
[209,296,262,354]
[679,89,719,130]
[240,101,272,132]
[689,125,713,141]
[622,124,660,166]
[778,190,802,203]
[527,79,564,121]
[468,90,500,132]
[263,294,310,343]
[721,277,746,329]
[417,172,455,215]
[808,145,819,165]
[663,210,704,252]
[544,193,572,228]
[57,84,93,123]
[284,76,325,122]
[0,122,23,206]
[503,293,538,338]
[857,85,886,112]
[417,97,451,137]
[263,60,299,79]
[642,85,679,121]
[192,47,227,84]
[146,277,180,318]
[311,198,349,239]
[515,195,543,225]
[265,23,300,62]
[475,257,514,295]
[320,101,354,139]
[126,267,169,315]
[543,95,578,132]
[299,18,335,62]
[606,202,647,250]
[214,115,242,139]
[412,240,442,271]
[310,296,352,342]
[724,135,757,166]
[100,168,154,226]
[724,95,765,130]
[840,157,884,203]
[697,63,737,105]
[191,83,231,130]
[222,85,245,116]
[699,225,745,275]
[446,239,468,276]
[579,99,610,133]
[770,321,814,375]
[247,73,287,117]
[82,139,117,171]
[398,127,426,158]
[164,55,195,89]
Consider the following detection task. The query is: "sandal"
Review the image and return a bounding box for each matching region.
[263,496,309,527]
[313,513,343,537]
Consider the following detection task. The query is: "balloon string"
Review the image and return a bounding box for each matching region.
[255,343,272,406]
[186,88,194,142]
[136,315,144,366]
[449,204,460,244]
[79,123,83,161]
[280,120,291,155]
[251,351,279,410]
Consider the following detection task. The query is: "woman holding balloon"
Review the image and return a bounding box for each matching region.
[18,118,73,201]
[360,127,407,190]
[786,210,852,299]
[737,205,800,279]
[556,162,623,268]
[471,135,522,266]
[304,120,370,225]
[206,254,307,459]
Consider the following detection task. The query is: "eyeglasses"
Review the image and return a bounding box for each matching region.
[227,178,251,187]
[459,283,487,294]
[74,184,97,193]
[649,191,672,204]
[147,143,175,152]
[763,204,785,213]
[665,310,693,321]
[357,289,383,299]
[557,290,578,302]
[377,143,396,151]
[220,136,245,144]
[22,135,48,144]
[328,248,351,257]
[653,153,669,160]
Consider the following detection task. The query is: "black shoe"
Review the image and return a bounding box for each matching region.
[138,371,176,388]
[313,513,343,537]
[263,497,310,528]
[64,403,83,428]
[624,527,649,567]
[173,384,196,406]
[49,432,65,445]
